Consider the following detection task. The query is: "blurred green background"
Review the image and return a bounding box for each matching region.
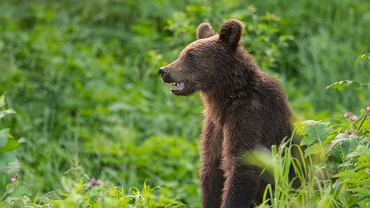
[0,0,369,207]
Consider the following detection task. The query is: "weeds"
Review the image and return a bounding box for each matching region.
[247,106,369,208]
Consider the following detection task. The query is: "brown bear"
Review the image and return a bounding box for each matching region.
[159,19,292,208]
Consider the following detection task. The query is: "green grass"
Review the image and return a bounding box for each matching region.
[248,108,370,208]
[2,181,185,208]
[0,0,369,207]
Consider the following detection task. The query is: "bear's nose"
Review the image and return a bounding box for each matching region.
[158,67,169,76]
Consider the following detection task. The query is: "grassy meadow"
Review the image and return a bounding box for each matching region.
[0,0,369,207]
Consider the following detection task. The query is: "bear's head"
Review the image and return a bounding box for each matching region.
[159,19,245,96]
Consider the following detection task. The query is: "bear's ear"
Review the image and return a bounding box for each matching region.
[197,23,214,39]
[218,19,243,50]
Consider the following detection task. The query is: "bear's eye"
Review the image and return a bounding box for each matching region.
[187,52,195,59]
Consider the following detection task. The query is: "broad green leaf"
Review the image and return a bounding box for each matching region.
[0,128,10,147]
[0,108,15,120]
[329,137,360,158]
[326,80,368,92]
[304,143,323,157]
[0,128,22,153]
[298,120,331,146]
[0,152,18,170]
[0,137,22,152]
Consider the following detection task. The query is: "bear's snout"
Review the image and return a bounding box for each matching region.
[159,67,175,83]
[158,67,169,76]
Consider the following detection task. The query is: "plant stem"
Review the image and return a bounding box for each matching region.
[356,115,367,133]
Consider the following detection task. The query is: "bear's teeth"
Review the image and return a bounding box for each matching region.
[177,82,185,90]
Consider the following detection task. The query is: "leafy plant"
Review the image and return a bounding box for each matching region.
[2,179,185,208]
[247,105,369,207]
[0,94,21,153]
[0,94,23,200]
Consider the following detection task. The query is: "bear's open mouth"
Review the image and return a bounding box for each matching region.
[169,81,195,96]
[170,82,185,93]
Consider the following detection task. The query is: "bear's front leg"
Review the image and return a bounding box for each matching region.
[221,121,264,208]
[221,162,262,208]
[200,119,224,208]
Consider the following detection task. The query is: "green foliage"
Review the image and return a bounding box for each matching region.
[0,0,369,207]
[0,94,21,153]
[0,94,23,196]
[0,129,22,153]
[247,107,370,208]
[252,0,370,110]
[0,1,293,205]
[2,181,185,208]
[326,80,369,92]
[355,52,370,64]
[333,144,370,207]
[82,136,200,205]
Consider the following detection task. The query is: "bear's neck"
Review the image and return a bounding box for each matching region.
[200,61,262,125]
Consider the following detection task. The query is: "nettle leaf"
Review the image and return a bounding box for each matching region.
[328,146,344,165]
[326,80,368,92]
[298,120,331,146]
[0,128,22,153]
[329,137,360,156]
[304,143,323,157]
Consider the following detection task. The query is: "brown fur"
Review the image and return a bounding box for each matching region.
[159,19,292,208]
